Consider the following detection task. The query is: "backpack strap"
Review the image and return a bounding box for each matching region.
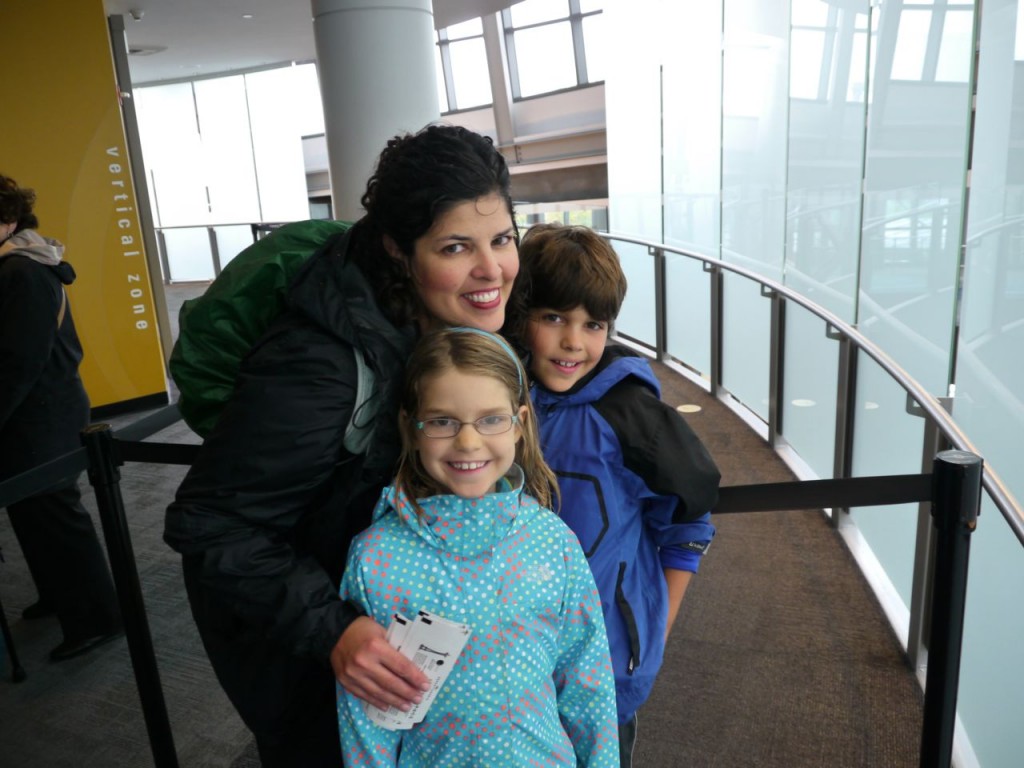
[342,346,379,455]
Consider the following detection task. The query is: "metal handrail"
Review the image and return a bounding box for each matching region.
[601,231,1024,547]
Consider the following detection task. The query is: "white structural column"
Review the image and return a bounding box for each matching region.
[312,0,440,220]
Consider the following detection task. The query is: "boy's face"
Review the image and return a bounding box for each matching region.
[526,306,609,392]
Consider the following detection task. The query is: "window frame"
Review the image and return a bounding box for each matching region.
[502,0,603,101]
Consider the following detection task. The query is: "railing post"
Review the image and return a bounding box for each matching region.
[828,328,857,527]
[82,424,180,768]
[919,449,981,768]
[704,261,723,396]
[208,225,222,277]
[649,246,668,361]
[908,396,953,670]
[763,285,785,447]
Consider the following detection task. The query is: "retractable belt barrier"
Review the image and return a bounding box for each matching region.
[0,403,981,768]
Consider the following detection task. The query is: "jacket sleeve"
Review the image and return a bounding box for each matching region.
[164,317,364,663]
[0,259,61,431]
[554,523,620,766]
[595,379,720,569]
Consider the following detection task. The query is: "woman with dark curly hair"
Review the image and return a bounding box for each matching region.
[0,174,122,661]
[164,124,521,767]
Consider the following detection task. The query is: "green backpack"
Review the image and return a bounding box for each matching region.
[169,219,375,446]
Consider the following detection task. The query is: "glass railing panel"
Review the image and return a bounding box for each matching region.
[162,227,215,282]
[958,497,1024,768]
[722,273,770,421]
[848,354,925,616]
[784,0,869,325]
[721,0,788,283]
[614,239,657,346]
[665,253,711,375]
[856,1,972,394]
[956,0,1024,530]
[662,0,722,259]
[951,6,1024,764]
[213,225,256,270]
[602,1,663,243]
[780,306,838,479]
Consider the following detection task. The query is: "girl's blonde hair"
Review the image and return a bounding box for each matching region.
[395,328,559,513]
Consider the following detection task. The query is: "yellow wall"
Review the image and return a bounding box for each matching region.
[1,0,167,410]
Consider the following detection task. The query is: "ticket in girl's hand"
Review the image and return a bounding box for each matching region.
[364,611,472,731]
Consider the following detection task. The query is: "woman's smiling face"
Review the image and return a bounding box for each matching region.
[406,193,519,333]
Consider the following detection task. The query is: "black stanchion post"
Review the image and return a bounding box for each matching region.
[82,424,179,768]
[919,449,982,768]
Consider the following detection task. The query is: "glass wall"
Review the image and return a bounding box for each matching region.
[135,64,321,279]
[858,0,973,396]
[785,0,870,324]
[663,1,722,374]
[954,1,1024,764]
[607,1,1022,765]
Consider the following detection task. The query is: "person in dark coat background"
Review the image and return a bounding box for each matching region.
[0,174,122,661]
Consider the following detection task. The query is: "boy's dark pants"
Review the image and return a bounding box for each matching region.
[620,713,638,767]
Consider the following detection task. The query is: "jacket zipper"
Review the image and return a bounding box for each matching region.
[615,561,641,675]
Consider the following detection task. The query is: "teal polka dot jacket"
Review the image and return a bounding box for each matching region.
[337,465,620,766]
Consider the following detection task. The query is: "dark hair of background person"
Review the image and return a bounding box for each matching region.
[505,222,628,344]
[0,175,40,232]
[394,327,558,512]
[349,124,518,328]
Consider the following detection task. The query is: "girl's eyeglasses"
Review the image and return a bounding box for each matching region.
[413,414,518,439]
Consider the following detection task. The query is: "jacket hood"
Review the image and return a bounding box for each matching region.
[0,229,65,267]
[287,226,414,370]
[531,345,660,407]
[375,465,527,558]
[285,226,416,476]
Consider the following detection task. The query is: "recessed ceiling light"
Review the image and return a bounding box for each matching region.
[676,404,702,414]
[243,14,253,19]
[791,398,816,407]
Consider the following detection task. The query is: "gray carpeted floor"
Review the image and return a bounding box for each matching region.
[0,283,923,766]
[638,361,923,767]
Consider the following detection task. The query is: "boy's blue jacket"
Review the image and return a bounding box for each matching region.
[530,345,720,723]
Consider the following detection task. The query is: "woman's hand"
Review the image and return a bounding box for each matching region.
[330,616,431,711]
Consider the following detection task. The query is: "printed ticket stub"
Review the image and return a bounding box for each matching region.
[365,611,472,730]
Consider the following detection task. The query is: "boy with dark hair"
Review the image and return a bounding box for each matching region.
[508,222,720,767]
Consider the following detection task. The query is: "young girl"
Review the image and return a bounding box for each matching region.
[336,327,619,767]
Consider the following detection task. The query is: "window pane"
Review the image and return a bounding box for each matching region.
[791,0,829,27]
[790,28,825,98]
[892,9,931,80]
[579,0,603,13]
[450,38,493,108]
[435,47,450,112]
[515,22,577,96]
[582,13,607,82]
[510,0,569,26]
[245,68,316,222]
[290,63,325,137]
[935,9,974,82]
[848,30,868,101]
[446,17,482,40]
[193,76,260,223]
